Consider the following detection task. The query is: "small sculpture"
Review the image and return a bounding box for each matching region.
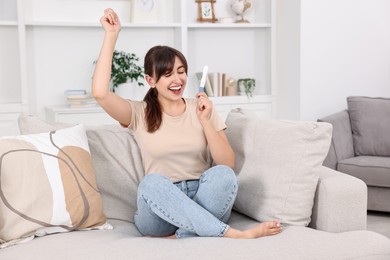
[230,0,252,23]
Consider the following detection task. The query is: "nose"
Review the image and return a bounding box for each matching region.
[172,72,182,83]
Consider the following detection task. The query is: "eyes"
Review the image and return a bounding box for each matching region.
[164,67,186,78]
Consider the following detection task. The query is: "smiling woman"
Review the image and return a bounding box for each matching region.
[92,8,281,240]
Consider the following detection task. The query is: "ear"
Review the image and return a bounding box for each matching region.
[145,74,155,88]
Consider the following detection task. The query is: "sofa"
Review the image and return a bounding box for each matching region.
[1,108,390,260]
[319,96,390,212]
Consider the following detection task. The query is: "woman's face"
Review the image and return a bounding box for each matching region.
[154,56,187,102]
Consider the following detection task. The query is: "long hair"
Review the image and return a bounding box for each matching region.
[143,46,188,133]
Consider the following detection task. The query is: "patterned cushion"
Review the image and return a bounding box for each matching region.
[18,114,145,224]
[0,125,111,248]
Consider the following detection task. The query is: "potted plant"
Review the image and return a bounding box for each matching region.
[237,78,256,97]
[94,50,145,93]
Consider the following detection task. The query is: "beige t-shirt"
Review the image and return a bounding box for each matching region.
[127,98,226,183]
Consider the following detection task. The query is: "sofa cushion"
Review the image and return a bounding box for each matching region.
[225,108,332,226]
[86,125,144,222]
[347,96,390,156]
[1,214,390,260]
[18,114,144,223]
[338,156,390,188]
[0,125,110,248]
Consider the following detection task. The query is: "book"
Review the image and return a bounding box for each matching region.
[66,94,91,99]
[69,103,98,108]
[64,89,87,96]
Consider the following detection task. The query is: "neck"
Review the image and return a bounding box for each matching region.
[160,98,186,117]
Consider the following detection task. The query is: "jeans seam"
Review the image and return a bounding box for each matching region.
[142,195,195,233]
[216,183,237,219]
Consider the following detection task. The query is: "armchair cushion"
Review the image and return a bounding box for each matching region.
[338,156,390,188]
[347,96,390,156]
[225,108,332,226]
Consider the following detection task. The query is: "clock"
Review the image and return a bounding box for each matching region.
[136,0,154,12]
[131,0,158,23]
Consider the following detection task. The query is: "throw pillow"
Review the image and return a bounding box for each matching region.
[347,96,390,156]
[225,108,332,226]
[0,124,111,249]
[18,114,145,223]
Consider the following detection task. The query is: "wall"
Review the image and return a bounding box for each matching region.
[275,0,301,120]
[276,0,390,121]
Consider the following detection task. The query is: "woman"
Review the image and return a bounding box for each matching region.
[92,8,282,239]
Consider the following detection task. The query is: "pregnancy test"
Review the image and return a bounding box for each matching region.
[199,65,208,93]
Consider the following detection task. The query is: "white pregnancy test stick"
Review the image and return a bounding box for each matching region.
[199,65,208,93]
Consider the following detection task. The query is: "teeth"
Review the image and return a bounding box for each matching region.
[169,86,181,90]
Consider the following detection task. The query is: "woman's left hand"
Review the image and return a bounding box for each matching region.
[196,92,212,123]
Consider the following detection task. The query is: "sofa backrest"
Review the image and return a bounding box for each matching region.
[86,125,144,223]
[318,110,355,169]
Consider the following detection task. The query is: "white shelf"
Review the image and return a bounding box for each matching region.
[1,0,277,128]
[0,21,18,26]
[210,95,272,104]
[187,23,272,29]
[25,21,181,28]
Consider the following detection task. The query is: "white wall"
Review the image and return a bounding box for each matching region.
[277,0,390,121]
[275,0,301,120]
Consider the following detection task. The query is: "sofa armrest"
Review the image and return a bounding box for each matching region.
[309,166,367,233]
[318,110,355,169]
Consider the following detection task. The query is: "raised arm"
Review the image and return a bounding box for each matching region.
[196,93,235,168]
[92,8,132,127]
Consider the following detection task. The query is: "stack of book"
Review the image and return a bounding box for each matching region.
[195,72,238,97]
[64,89,97,108]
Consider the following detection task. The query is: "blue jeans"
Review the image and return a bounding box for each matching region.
[134,165,238,238]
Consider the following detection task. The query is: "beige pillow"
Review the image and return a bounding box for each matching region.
[0,124,111,248]
[225,109,332,226]
[18,114,145,223]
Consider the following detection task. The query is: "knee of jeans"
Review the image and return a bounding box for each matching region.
[138,173,169,196]
[203,165,237,187]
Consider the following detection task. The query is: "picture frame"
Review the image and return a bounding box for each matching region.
[196,0,217,23]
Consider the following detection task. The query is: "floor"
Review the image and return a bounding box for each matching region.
[367,211,390,238]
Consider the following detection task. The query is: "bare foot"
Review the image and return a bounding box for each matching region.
[224,221,282,239]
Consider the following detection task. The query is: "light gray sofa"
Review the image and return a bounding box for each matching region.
[319,96,390,212]
[1,111,390,260]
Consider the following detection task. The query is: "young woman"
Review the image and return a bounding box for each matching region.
[92,8,282,239]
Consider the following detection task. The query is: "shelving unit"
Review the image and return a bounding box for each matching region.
[0,0,276,130]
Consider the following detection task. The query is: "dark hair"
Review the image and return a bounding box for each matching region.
[143,46,188,133]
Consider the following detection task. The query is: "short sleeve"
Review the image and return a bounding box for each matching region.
[210,104,226,132]
[126,100,146,130]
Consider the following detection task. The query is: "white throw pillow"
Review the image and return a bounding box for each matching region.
[225,108,332,226]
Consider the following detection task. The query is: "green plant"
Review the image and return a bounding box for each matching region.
[105,50,145,92]
[237,78,256,97]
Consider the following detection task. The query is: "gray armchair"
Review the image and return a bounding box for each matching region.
[319,96,390,212]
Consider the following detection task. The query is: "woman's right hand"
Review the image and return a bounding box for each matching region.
[100,8,121,34]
